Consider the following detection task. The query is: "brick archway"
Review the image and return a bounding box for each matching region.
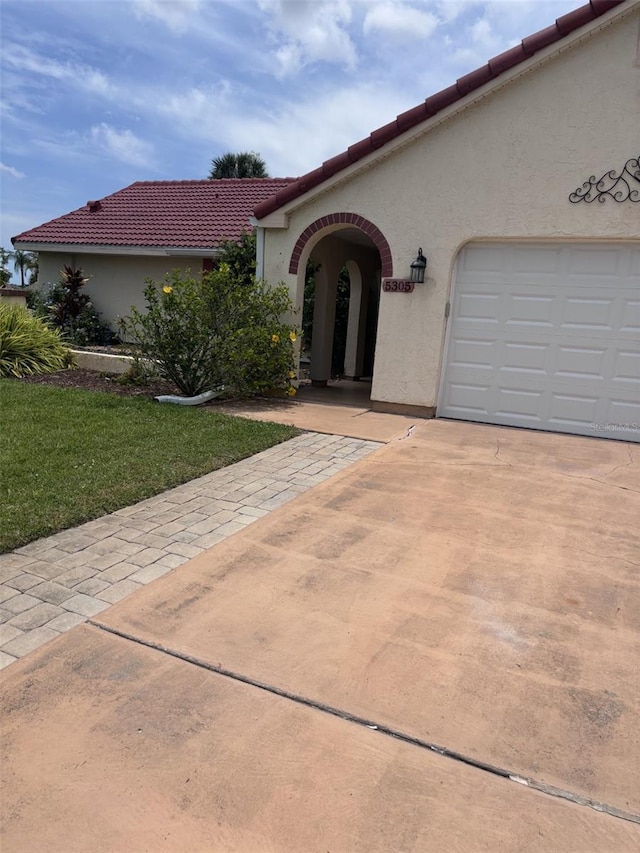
[288,213,393,277]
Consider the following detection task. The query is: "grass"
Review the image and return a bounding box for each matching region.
[0,380,298,553]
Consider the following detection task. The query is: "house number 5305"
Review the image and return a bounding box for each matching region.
[382,279,415,293]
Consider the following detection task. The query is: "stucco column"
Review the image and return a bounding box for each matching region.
[310,261,339,384]
[344,262,368,380]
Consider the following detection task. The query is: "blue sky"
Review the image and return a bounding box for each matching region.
[1,0,582,275]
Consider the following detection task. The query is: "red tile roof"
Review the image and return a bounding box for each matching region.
[12,179,295,250]
[253,0,628,220]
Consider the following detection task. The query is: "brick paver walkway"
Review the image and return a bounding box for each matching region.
[0,432,382,668]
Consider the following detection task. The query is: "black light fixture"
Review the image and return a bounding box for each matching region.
[410,248,427,283]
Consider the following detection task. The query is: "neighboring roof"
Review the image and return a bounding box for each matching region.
[12,179,295,250]
[254,0,629,220]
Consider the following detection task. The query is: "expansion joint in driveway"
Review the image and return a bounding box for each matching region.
[90,620,640,827]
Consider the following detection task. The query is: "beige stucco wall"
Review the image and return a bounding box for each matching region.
[0,289,28,309]
[36,253,204,331]
[261,10,640,408]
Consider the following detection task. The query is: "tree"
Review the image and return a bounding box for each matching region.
[208,151,269,179]
[0,248,12,288]
[13,250,37,287]
[27,254,39,286]
[215,231,257,287]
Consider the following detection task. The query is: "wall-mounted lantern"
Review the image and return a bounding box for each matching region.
[410,248,427,283]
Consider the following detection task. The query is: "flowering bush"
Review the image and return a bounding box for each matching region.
[119,265,297,397]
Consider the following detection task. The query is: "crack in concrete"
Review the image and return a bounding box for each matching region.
[493,438,515,468]
[561,546,640,571]
[90,620,640,827]
[558,473,640,494]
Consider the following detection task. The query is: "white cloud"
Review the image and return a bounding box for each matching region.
[363,2,439,40]
[470,17,500,50]
[89,124,154,168]
[157,77,419,178]
[2,45,113,97]
[435,0,480,23]
[133,0,202,33]
[153,80,233,127]
[0,162,25,179]
[257,0,357,75]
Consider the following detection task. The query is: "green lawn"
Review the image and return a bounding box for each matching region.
[0,380,298,553]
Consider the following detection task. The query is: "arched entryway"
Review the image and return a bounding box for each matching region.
[290,213,391,402]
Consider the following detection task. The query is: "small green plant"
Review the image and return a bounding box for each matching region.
[0,303,73,378]
[119,265,297,397]
[47,265,117,346]
[116,352,159,387]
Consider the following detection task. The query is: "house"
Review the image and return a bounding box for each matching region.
[12,179,294,328]
[254,0,639,442]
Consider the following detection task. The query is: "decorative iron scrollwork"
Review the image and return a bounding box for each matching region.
[569,156,640,203]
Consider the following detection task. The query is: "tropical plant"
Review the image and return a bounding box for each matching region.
[0,303,73,378]
[208,151,269,179]
[27,254,39,285]
[0,248,12,287]
[119,265,297,397]
[47,265,117,345]
[13,250,37,287]
[48,266,91,329]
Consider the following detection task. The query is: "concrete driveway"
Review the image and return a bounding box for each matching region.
[2,420,639,851]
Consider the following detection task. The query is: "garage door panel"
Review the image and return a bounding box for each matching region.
[614,350,640,384]
[456,292,501,322]
[554,344,608,380]
[445,382,493,415]
[609,397,640,426]
[546,391,600,428]
[447,337,496,369]
[511,246,562,273]
[440,244,639,442]
[561,296,615,330]
[501,341,549,374]
[568,248,623,276]
[494,387,545,420]
[456,290,637,340]
[506,294,556,327]
[621,300,640,333]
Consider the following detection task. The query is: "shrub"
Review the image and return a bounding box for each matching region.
[47,266,118,346]
[0,303,73,378]
[25,286,49,317]
[214,231,256,287]
[119,265,297,398]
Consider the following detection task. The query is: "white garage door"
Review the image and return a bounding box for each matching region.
[439,243,639,442]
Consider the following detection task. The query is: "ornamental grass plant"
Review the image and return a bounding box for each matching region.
[0,303,72,378]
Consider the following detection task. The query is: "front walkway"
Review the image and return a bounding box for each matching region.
[0,432,382,667]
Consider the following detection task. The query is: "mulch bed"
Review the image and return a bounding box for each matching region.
[17,369,180,399]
